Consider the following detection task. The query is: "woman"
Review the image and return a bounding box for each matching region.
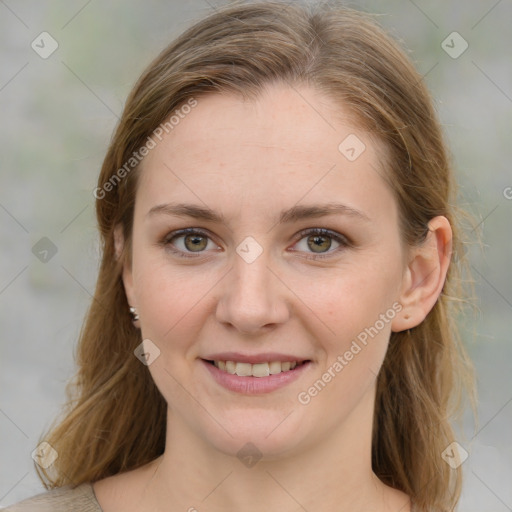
[5,1,475,511]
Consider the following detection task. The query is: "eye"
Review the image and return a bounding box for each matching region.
[291,228,350,259]
[163,228,219,258]
[162,227,350,260]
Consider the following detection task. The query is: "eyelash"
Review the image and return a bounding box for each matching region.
[161,227,351,260]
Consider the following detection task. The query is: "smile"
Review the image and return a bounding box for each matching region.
[201,357,312,394]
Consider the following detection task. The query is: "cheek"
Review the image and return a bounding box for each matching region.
[133,262,211,402]
[131,246,225,371]
[294,273,397,424]
[135,265,207,340]
[296,259,401,401]
[300,262,400,343]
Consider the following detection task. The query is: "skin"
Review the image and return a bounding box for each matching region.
[94,82,452,512]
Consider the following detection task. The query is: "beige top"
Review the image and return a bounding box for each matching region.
[3,483,418,511]
[2,483,102,511]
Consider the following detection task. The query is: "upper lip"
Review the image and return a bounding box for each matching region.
[202,352,310,364]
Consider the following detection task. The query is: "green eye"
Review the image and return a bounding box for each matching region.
[163,227,350,260]
[292,228,350,259]
[164,228,215,256]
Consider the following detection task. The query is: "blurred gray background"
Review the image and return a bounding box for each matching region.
[1,1,511,510]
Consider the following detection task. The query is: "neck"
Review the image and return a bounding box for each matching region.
[137,385,409,512]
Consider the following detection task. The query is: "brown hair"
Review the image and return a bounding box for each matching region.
[37,2,476,510]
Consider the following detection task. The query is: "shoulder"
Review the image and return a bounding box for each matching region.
[1,483,103,512]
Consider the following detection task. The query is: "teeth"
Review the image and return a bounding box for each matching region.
[235,362,252,376]
[269,361,282,374]
[252,363,270,377]
[212,360,302,377]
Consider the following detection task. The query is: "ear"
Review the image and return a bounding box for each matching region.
[114,224,137,310]
[391,216,452,332]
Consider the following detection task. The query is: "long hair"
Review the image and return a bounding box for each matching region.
[37,2,476,510]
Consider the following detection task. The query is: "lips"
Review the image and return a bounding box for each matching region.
[200,352,312,394]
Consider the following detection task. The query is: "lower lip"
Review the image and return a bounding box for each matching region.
[201,359,311,394]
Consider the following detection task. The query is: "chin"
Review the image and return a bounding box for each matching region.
[199,408,308,460]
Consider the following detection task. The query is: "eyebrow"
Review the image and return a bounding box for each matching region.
[146,202,371,224]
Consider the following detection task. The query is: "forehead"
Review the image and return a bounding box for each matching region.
[135,83,396,227]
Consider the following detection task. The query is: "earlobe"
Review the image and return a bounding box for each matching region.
[391,216,452,333]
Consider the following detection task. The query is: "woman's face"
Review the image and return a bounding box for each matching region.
[123,83,409,457]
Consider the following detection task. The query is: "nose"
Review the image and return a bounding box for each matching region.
[215,247,290,335]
